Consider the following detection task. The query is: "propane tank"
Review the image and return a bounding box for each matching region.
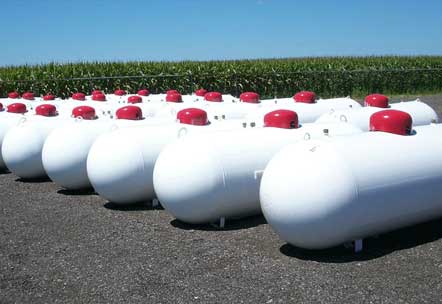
[315,99,437,130]
[0,103,30,170]
[260,110,442,249]
[2,117,70,178]
[87,108,259,203]
[152,111,363,224]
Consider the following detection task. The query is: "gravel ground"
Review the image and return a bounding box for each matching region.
[1,94,442,304]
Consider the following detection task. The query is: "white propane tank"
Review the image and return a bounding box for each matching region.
[260,109,442,250]
[152,110,363,224]
[86,108,260,203]
[315,94,437,130]
[42,105,177,189]
[2,117,68,178]
[0,103,34,170]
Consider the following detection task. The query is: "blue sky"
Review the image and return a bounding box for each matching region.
[0,0,441,66]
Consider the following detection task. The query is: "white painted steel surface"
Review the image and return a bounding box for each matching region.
[2,117,70,178]
[260,123,442,249]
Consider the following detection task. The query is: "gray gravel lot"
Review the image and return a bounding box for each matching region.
[1,94,442,303]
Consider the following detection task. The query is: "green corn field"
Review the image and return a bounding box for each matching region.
[1,56,442,99]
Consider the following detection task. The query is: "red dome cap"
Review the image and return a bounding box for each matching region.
[177,108,208,126]
[240,92,260,103]
[116,105,143,120]
[36,104,57,117]
[92,93,106,101]
[0,102,3,111]
[293,91,316,103]
[195,89,208,97]
[8,92,19,99]
[72,92,86,101]
[43,94,56,101]
[365,94,389,108]
[72,106,96,120]
[128,95,143,104]
[370,110,412,135]
[7,103,27,114]
[22,92,35,100]
[114,89,126,96]
[264,110,299,129]
[166,93,183,103]
[92,90,103,95]
[204,91,223,102]
[137,89,150,96]
[166,90,179,95]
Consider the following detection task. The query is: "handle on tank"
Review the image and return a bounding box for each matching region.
[177,127,188,138]
[18,116,27,126]
[340,114,348,122]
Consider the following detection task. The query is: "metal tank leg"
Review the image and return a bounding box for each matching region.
[219,217,225,228]
[152,198,160,208]
[354,239,363,253]
[210,217,226,229]
[344,239,363,253]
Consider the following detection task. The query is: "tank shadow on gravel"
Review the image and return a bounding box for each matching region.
[104,201,163,211]
[170,215,267,231]
[280,217,442,263]
[15,176,51,183]
[57,189,98,196]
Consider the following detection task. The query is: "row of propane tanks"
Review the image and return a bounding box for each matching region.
[0,88,440,251]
